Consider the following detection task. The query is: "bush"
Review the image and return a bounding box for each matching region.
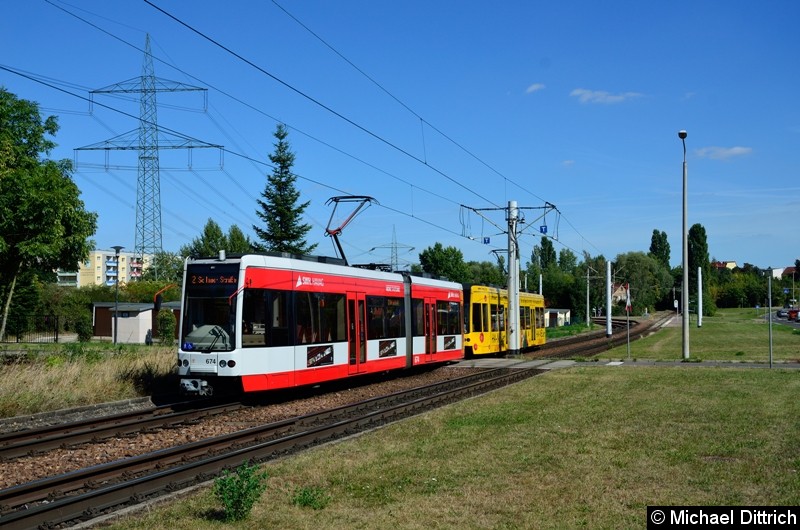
[213,461,268,522]
[73,312,94,342]
[156,309,176,345]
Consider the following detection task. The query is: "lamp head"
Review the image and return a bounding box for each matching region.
[678,130,687,139]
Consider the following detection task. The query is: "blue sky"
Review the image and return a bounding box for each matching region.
[2,1,798,270]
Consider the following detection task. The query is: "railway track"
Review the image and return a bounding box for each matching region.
[0,367,542,530]
[0,313,671,528]
[532,312,671,359]
[0,400,243,460]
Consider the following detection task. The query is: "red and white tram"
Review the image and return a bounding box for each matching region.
[177,253,463,395]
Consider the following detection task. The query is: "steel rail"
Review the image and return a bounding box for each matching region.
[0,401,243,460]
[0,368,541,530]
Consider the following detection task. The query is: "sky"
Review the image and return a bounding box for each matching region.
[2,0,799,271]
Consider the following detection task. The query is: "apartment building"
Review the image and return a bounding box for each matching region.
[56,249,149,287]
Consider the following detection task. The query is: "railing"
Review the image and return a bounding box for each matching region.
[0,315,60,343]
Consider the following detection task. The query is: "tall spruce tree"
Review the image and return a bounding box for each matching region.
[253,124,316,254]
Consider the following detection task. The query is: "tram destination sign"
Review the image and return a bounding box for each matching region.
[187,264,239,287]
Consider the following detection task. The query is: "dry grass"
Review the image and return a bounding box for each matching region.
[0,344,176,417]
[108,367,800,529]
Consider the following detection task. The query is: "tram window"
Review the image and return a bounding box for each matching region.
[411,299,424,336]
[320,293,345,342]
[450,302,462,334]
[386,297,404,338]
[437,302,447,334]
[535,307,544,329]
[268,290,290,347]
[295,292,315,344]
[367,296,386,339]
[242,289,267,347]
[521,306,531,330]
[437,301,461,335]
[471,303,484,333]
[295,292,345,344]
[491,304,506,332]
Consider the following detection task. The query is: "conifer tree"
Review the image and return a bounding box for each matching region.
[253,124,316,254]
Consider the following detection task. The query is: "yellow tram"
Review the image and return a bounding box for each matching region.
[462,284,545,357]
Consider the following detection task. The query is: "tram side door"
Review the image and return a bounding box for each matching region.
[347,292,367,374]
[424,298,437,360]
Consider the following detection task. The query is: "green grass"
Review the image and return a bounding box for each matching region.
[546,321,598,340]
[605,308,800,362]
[5,308,800,528]
[107,367,800,529]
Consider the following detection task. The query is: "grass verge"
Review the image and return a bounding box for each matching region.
[606,308,800,362]
[107,366,800,529]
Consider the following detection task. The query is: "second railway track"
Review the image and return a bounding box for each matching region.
[0,367,542,530]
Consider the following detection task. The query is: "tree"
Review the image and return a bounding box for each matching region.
[140,250,184,283]
[181,219,254,260]
[0,89,97,340]
[465,259,505,286]
[253,124,316,254]
[688,223,715,316]
[532,238,557,271]
[575,252,608,322]
[613,252,674,314]
[417,243,470,283]
[648,229,670,268]
[181,219,226,258]
[227,225,254,254]
[558,248,578,273]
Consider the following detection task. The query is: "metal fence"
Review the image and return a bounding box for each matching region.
[0,315,60,343]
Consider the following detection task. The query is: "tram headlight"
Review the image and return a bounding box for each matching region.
[219,360,227,368]
[227,360,236,368]
[182,359,189,367]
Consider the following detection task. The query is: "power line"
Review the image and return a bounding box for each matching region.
[11,11,601,262]
[142,0,498,208]
[42,1,476,213]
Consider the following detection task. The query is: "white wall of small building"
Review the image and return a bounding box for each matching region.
[112,309,152,344]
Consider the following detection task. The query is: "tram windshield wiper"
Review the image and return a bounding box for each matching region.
[184,324,230,352]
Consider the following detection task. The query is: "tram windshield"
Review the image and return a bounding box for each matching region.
[181,263,240,351]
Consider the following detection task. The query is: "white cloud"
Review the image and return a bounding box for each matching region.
[562,160,575,167]
[570,88,643,104]
[695,146,753,160]
[526,83,546,94]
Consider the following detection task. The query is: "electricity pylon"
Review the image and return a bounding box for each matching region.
[76,34,220,278]
[369,226,415,272]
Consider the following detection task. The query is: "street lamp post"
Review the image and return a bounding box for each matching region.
[112,245,124,345]
[679,130,689,359]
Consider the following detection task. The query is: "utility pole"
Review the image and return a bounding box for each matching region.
[508,201,520,356]
[679,130,690,359]
[461,201,557,356]
[606,261,612,337]
[698,266,703,328]
[585,265,600,327]
[587,267,591,327]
